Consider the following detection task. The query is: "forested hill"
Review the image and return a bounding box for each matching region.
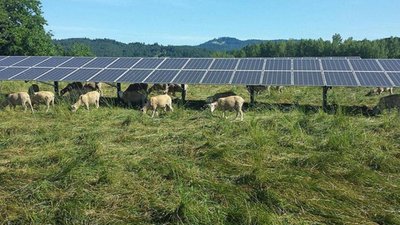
[54,38,213,57]
[198,37,286,51]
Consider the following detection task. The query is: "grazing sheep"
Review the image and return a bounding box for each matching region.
[30,91,55,113]
[60,82,84,96]
[148,84,187,96]
[366,87,394,96]
[71,91,100,112]
[373,94,400,114]
[125,83,148,93]
[148,84,167,94]
[246,85,284,94]
[118,91,147,107]
[141,94,173,118]
[2,92,34,113]
[206,91,237,103]
[84,82,103,96]
[209,95,245,121]
[28,84,40,95]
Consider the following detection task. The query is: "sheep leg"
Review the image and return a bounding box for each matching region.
[46,102,50,113]
[240,109,244,121]
[96,100,99,109]
[86,103,90,110]
[151,110,156,118]
[168,104,174,112]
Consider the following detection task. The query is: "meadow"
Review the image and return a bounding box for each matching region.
[0,82,399,225]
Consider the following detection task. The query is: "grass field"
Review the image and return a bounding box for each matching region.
[0,82,399,224]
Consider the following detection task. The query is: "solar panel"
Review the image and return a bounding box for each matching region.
[158,58,189,69]
[108,58,141,69]
[0,56,6,61]
[60,57,94,68]
[11,68,52,80]
[62,69,102,81]
[321,59,351,71]
[88,69,126,82]
[133,58,164,69]
[294,71,323,86]
[13,56,49,67]
[237,59,264,70]
[201,71,234,84]
[378,60,400,72]
[116,70,152,83]
[184,58,213,69]
[0,68,28,80]
[36,57,73,67]
[83,57,117,68]
[324,72,358,86]
[35,68,76,81]
[388,73,400,86]
[265,59,291,70]
[350,59,382,72]
[0,56,28,66]
[356,72,393,87]
[231,71,262,85]
[172,70,206,84]
[144,70,179,83]
[262,71,291,85]
[210,59,239,70]
[293,59,320,70]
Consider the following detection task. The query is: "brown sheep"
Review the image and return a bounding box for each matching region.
[141,94,173,118]
[71,91,100,112]
[373,94,400,114]
[209,95,245,121]
[2,92,34,113]
[31,91,55,113]
[125,83,148,93]
[206,91,237,103]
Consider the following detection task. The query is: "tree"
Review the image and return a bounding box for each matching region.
[67,43,95,57]
[0,0,56,56]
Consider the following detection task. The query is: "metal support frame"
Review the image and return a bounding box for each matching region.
[54,81,59,96]
[181,84,187,103]
[116,83,122,99]
[249,86,256,105]
[322,86,330,112]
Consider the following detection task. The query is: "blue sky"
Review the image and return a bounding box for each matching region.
[42,0,400,45]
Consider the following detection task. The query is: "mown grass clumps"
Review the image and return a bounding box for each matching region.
[0,82,399,224]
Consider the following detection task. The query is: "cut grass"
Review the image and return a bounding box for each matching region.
[0,81,399,224]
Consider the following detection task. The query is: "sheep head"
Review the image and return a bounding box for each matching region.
[209,102,218,113]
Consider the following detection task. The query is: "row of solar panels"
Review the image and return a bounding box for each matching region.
[0,56,399,87]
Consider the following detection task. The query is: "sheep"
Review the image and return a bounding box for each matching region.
[71,91,100,112]
[148,84,167,94]
[148,84,188,96]
[206,91,237,103]
[209,95,245,121]
[373,94,400,115]
[28,84,40,95]
[30,91,55,113]
[125,83,148,93]
[61,82,102,97]
[60,82,84,96]
[141,94,173,118]
[84,82,103,96]
[246,85,284,94]
[366,87,394,96]
[2,92,34,113]
[118,90,147,107]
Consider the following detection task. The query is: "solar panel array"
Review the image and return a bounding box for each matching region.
[0,56,399,87]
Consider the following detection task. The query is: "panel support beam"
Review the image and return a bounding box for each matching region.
[322,86,331,112]
[116,83,122,99]
[181,84,187,103]
[249,86,256,105]
[54,81,59,96]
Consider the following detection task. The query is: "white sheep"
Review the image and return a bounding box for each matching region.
[141,94,173,117]
[209,95,245,121]
[366,87,394,96]
[71,91,100,112]
[2,92,34,113]
[30,91,55,113]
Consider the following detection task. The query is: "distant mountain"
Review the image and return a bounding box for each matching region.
[196,37,288,51]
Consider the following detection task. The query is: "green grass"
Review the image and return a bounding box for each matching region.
[0,81,399,224]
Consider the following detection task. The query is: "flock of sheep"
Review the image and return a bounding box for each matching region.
[1,82,400,119]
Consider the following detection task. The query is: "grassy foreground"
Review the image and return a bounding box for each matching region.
[0,82,399,225]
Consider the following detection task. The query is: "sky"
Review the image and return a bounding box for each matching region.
[41,0,400,46]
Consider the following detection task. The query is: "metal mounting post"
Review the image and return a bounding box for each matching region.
[181,84,187,103]
[117,83,122,99]
[54,81,59,96]
[322,86,330,112]
[249,86,256,105]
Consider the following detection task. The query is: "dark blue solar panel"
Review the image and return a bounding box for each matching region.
[116,70,152,83]
[210,59,239,70]
[158,58,189,69]
[293,59,320,70]
[237,59,264,70]
[62,69,101,82]
[201,71,234,84]
[0,68,27,80]
[83,58,117,68]
[388,73,400,86]
[0,67,5,71]
[262,71,291,85]
[321,59,351,71]
[60,57,94,68]
[36,68,76,81]
[11,68,52,80]
[350,59,382,72]
[0,56,6,61]
[379,60,400,72]
[13,56,49,67]
[324,72,358,86]
[265,59,291,70]
[144,70,179,83]
[294,72,323,86]
[172,70,206,84]
[0,56,28,66]
[133,58,164,69]
[88,69,126,82]
[184,58,213,69]
[36,57,73,67]
[356,72,392,87]
[108,58,141,69]
[231,71,262,85]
